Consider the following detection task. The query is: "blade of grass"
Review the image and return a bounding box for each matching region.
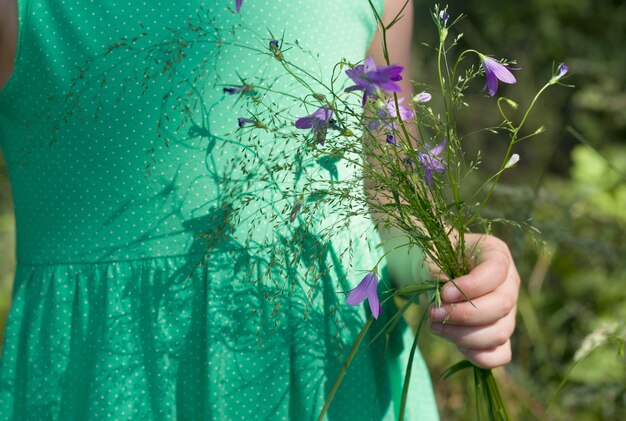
[398,305,430,421]
[317,317,374,421]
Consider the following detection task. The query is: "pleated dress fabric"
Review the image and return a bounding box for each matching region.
[0,0,439,419]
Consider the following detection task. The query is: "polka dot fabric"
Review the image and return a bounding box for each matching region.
[0,0,439,419]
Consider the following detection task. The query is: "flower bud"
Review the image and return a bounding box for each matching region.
[504,154,520,169]
[413,91,432,103]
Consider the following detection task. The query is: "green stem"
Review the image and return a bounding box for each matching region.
[466,81,552,226]
[399,304,431,421]
[317,318,374,421]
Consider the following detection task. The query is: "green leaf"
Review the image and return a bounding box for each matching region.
[440,359,474,379]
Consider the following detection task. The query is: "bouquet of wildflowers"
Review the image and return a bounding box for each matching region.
[225,4,569,418]
[58,1,569,419]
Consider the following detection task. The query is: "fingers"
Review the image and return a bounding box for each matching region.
[427,234,521,369]
[429,275,518,326]
[429,308,516,349]
[442,235,513,302]
[458,340,512,369]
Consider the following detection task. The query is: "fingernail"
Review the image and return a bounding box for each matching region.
[430,307,446,321]
[443,285,460,302]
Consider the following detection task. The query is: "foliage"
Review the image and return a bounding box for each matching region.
[412,1,626,419]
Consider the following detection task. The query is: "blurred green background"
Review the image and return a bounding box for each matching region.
[410,0,626,420]
[1,0,625,419]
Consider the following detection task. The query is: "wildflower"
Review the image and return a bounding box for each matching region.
[479,55,518,97]
[439,10,449,26]
[237,117,256,129]
[223,84,255,95]
[556,63,569,79]
[346,271,381,319]
[235,0,243,12]
[269,39,283,61]
[369,98,414,146]
[550,63,569,84]
[386,135,398,146]
[413,91,432,103]
[345,56,403,106]
[417,139,447,185]
[295,106,335,145]
[504,153,520,169]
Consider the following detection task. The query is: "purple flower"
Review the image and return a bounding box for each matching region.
[237,117,255,128]
[345,56,403,106]
[556,63,569,79]
[346,272,381,319]
[235,0,243,12]
[417,139,447,185]
[413,91,432,103]
[386,135,398,146]
[369,98,414,147]
[269,39,283,61]
[223,84,254,95]
[295,106,335,145]
[480,55,518,97]
[369,97,413,128]
[439,10,449,26]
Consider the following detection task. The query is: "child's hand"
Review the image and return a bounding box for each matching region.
[428,234,520,369]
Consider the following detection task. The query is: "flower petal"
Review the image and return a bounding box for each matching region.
[413,92,432,103]
[363,56,377,73]
[486,71,499,97]
[346,272,376,306]
[493,65,516,84]
[429,138,446,156]
[483,57,517,84]
[310,106,333,122]
[295,117,313,129]
[368,282,381,319]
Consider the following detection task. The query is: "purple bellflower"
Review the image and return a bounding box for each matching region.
[235,0,243,12]
[346,271,381,319]
[417,139,447,185]
[413,91,432,103]
[345,56,403,106]
[295,106,336,146]
[369,98,414,146]
[555,63,569,80]
[480,55,518,97]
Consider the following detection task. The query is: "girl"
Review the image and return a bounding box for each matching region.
[0,0,518,419]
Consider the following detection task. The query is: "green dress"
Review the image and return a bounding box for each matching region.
[0,0,439,419]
